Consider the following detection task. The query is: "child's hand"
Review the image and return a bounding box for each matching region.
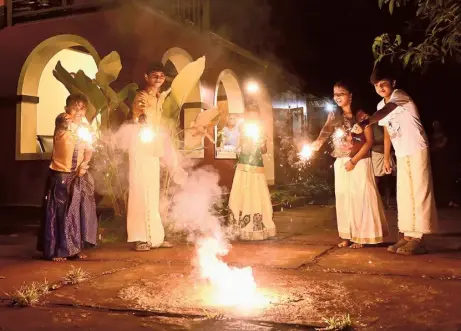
[326,112,335,123]
[311,140,322,151]
[77,162,89,177]
[77,167,87,177]
[383,159,393,174]
[345,160,355,172]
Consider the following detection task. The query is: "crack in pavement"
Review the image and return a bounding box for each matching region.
[295,245,338,270]
[7,301,319,330]
[306,267,461,282]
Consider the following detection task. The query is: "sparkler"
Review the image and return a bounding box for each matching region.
[325,103,335,112]
[244,123,260,141]
[334,128,345,139]
[76,126,93,145]
[139,126,156,143]
[299,144,314,161]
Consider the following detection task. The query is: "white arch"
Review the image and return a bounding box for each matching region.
[161,47,194,71]
[16,34,100,160]
[214,69,245,114]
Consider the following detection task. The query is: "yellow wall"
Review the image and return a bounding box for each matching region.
[37,49,97,136]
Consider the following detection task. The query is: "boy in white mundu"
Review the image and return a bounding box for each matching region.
[352,67,438,255]
[118,58,205,251]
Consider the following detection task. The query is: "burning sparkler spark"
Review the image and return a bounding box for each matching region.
[299,144,314,161]
[245,81,260,94]
[244,123,260,141]
[196,237,268,310]
[334,128,345,139]
[77,126,93,145]
[325,103,335,112]
[139,126,156,143]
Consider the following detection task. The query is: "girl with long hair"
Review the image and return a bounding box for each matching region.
[312,82,388,248]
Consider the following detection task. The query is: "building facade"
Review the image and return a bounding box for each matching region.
[0,0,310,207]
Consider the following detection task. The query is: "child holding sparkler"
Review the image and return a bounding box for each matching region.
[352,66,437,255]
[228,106,276,241]
[37,94,97,261]
[311,82,388,249]
[124,59,204,251]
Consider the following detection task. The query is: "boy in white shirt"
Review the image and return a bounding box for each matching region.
[352,68,438,255]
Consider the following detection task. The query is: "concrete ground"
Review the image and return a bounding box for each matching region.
[0,206,461,330]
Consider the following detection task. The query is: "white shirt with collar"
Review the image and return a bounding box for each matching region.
[377,89,428,157]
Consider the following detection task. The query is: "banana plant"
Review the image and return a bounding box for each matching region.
[52,51,138,129]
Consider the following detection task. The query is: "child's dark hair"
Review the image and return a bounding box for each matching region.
[146,62,166,75]
[66,93,88,107]
[370,62,397,85]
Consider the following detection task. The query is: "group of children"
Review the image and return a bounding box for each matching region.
[312,65,438,255]
[37,62,437,261]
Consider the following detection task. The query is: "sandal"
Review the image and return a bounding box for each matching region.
[134,242,151,251]
[69,253,87,260]
[159,241,174,248]
[396,240,427,255]
[387,238,408,253]
[349,243,364,249]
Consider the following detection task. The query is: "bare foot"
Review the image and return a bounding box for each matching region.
[350,243,364,249]
[51,257,67,262]
[338,240,351,248]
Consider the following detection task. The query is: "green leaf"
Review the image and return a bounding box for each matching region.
[378,0,385,9]
[117,83,138,103]
[389,0,395,14]
[162,94,181,122]
[374,54,385,67]
[394,34,402,46]
[372,35,385,57]
[117,102,130,117]
[73,70,107,122]
[53,62,107,123]
[95,51,122,87]
[52,61,84,95]
[402,52,413,68]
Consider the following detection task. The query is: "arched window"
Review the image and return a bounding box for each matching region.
[16,34,100,160]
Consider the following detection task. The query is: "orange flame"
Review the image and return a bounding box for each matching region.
[196,237,268,310]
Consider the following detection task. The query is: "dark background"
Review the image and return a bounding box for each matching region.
[211,0,461,160]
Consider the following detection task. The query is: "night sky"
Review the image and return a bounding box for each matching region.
[213,0,461,155]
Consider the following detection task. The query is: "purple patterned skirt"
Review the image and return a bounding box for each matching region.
[37,169,98,259]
